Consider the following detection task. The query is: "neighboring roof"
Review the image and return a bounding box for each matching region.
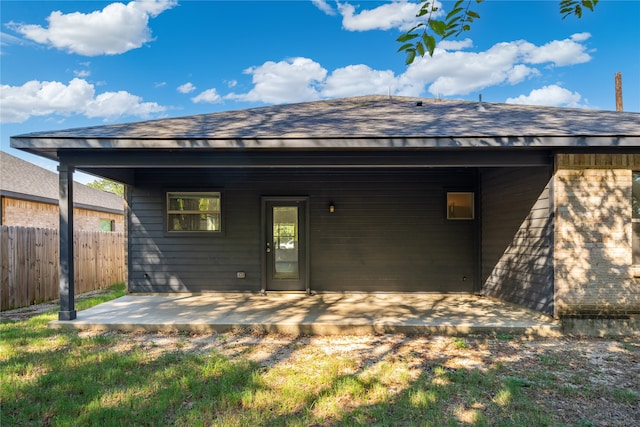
[0,151,124,214]
[11,96,640,161]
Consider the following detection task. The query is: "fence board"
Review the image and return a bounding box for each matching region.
[0,228,8,309]
[0,226,125,310]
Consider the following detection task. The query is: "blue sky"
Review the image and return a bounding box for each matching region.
[1,0,639,182]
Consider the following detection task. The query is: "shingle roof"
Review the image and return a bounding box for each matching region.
[11,96,640,157]
[0,151,124,213]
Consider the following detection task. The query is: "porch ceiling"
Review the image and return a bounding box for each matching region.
[60,149,557,185]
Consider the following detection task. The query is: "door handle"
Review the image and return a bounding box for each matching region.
[266,242,271,253]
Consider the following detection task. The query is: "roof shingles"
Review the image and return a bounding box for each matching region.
[13,96,640,139]
[10,96,640,153]
[0,151,123,213]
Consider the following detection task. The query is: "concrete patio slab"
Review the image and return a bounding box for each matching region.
[49,293,561,336]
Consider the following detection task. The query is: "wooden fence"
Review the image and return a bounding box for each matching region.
[0,226,125,310]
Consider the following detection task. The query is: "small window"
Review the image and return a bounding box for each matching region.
[447,192,474,220]
[632,172,640,264]
[167,192,221,232]
[99,219,115,232]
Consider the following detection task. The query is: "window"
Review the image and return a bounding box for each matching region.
[632,173,640,264]
[167,192,221,232]
[99,219,115,232]
[447,192,474,220]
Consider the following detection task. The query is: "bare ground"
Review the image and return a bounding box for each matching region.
[0,288,112,321]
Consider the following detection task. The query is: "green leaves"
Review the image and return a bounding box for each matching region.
[87,178,124,197]
[396,31,419,43]
[424,33,436,56]
[560,0,599,19]
[397,0,484,65]
[428,19,447,35]
[397,0,599,65]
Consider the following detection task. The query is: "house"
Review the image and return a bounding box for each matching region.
[0,151,124,232]
[10,95,640,322]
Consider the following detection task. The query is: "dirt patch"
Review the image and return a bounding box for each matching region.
[0,289,112,321]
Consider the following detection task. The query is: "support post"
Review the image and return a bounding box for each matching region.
[58,163,76,320]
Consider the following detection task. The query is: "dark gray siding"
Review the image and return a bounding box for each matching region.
[128,169,477,293]
[309,172,476,292]
[480,167,554,314]
[128,177,261,292]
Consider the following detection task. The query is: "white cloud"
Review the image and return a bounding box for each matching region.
[0,78,166,123]
[570,32,591,42]
[521,33,592,67]
[1,31,24,45]
[1,31,27,53]
[438,38,473,51]
[398,34,590,97]
[85,91,165,119]
[191,88,222,104]
[322,65,397,98]
[204,33,593,108]
[399,44,533,97]
[506,64,539,85]
[10,0,177,56]
[506,85,586,108]
[1,79,93,122]
[312,0,336,16]
[228,57,327,104]
[338,1,432,31]
[178,82,196,94]
[73,69,91,78]
[226,80,238,88]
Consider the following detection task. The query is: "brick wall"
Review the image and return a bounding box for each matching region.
[1,197,124,233]
[554,154,640,316]
[74,207,124,232]
[2,198,58,229]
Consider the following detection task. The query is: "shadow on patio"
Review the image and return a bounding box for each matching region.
[49,293,560,336]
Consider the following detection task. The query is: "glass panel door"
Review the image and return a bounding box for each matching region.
[273,206,299,279]
[264,198,307,292]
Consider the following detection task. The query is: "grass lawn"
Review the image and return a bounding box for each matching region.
[1,285,638,426]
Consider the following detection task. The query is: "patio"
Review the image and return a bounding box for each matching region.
[49,293,561,336]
